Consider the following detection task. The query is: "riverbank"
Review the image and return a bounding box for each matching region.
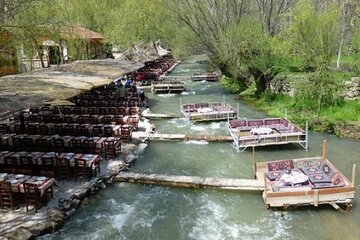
[220,77,360,141]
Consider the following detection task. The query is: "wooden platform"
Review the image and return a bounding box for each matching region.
[115,172,264,191]
[151,80,186,93]
[191,72,219,81]
[228,118,308,151]
[181,102,237,122]
[255,154,356,210]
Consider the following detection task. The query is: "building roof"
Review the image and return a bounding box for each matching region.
[61,26,103,40]
[0,58,144,120]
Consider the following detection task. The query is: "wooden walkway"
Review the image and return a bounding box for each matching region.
[115,172,264,191]
[132,132,232,142]
[141,112,181,119]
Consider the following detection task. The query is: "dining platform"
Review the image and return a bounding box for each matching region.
[0,173,54,211]
[0,150,102,182]
[228,118,308,152]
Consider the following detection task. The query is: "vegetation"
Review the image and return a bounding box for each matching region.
[0,0,359,133]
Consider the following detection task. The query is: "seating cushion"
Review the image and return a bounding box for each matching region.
[267,160,294,171]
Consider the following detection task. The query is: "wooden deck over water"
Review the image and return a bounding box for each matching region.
[115,172,264,191]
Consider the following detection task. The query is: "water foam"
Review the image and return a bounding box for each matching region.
[157,93,176,97]
[110,203,136,232]
[181,91,196,95]
[184,140,209,145]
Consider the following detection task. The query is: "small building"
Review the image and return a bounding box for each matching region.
[21,26,110,71]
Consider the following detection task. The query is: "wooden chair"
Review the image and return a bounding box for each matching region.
[61,107,71,114]
[77,115,87,124]
[87,116,97,124]
[63,125,75,136]
[38,124,49,135]
[103,126,114,137]
[101,116,113,124]
[118,107,127,115]
[53,138,66,152]
[108,107,117,115]
[87,107,97,115]
[76,125,88,136]
[103,139,120,160]
[70,139,83,153]
[73,107,83,115]
[39,157,56,178]
[120,126,133,143]
[23,182,52,212]
[3,156,18,174]
[27,124,38,134]
[13,123,23,134]
[53,124,65,135]
[12,136,23,151]
[56,157,72,180]
[36,138,51,152]
[74,158,91,182]
[51,115,62,123]
[91,126,103,137]
[0,182,15,210]
[98,107,107,115]
[18,156,35,175]
[63,116,73,123]
[83,140,101,154]
[23,137,35,152]
[0,123,8,134]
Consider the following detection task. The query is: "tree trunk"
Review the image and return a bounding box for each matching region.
[249,67,266,97]
[336,38,343,69]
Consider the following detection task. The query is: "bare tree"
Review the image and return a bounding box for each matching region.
[255,0,294,36]
[169,0,247,64]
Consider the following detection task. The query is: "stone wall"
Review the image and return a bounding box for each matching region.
[270,74,360,100]
[343,77,360,100]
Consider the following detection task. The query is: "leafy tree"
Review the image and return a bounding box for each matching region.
[217,17,275,96]
[281,0,340,70]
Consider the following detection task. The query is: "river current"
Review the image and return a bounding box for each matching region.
[43,56,360,240]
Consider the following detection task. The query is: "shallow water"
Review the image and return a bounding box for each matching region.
[43,56,360,240]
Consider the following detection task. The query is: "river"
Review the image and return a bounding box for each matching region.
[42,56,360,240]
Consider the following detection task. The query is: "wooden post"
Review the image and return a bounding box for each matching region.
[351,164,356,188]
[237,103,239,120]
[252,146,257,179]
[264,174,267,194]
[322,140,327,161]
[314,190,319,207]
[305,121,309,151]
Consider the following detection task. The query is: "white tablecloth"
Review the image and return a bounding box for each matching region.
[197,107,213,113]
[250,127,273,135]
[280,171,308,186]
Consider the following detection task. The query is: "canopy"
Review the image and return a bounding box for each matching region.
[0,58,144,120]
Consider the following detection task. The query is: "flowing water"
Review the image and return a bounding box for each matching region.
[43,56,360,240]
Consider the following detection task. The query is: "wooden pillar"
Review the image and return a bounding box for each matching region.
[264,174,267,194]
[314,190,319,207]
[252,146,257,179]
[322,140,327,161]
[351,164,356,188]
